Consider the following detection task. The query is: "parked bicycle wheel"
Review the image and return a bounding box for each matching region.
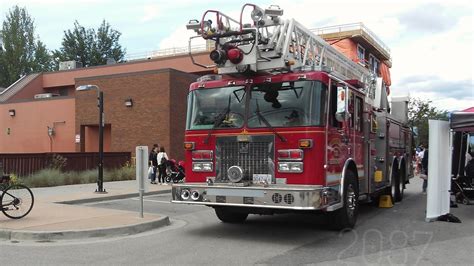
[1,184,34,219]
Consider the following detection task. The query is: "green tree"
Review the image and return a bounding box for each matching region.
[408,98,448,147]
[0,6,52,88]
[53,20,125,68]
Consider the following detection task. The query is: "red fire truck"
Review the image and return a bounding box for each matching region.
[172,3,413,229]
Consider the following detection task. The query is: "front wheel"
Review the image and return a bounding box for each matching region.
[214,207,248,223]
[330,171,359,230]
[1,184,34,219]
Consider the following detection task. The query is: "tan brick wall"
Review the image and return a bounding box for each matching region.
[169,71,198,161]
[75,69,196,160]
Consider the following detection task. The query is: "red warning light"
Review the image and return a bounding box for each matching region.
[227,48,243,64]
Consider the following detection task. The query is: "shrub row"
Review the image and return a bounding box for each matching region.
[17,166,136,188]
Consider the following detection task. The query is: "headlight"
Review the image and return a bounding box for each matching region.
[278,162,303,173]
[192,162,213,172]
[251,8,264,22]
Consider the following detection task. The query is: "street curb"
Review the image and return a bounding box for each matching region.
[58,189,172,205]
[0,216,170,241]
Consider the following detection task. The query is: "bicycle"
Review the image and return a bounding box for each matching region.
[1,174,34,219]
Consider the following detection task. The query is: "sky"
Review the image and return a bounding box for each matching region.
[0,0,473,111]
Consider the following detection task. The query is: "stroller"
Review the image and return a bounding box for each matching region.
[164,159,185,183]
[452,159,474,205]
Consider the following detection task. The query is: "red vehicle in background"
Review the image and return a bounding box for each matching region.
[172,3,413,229]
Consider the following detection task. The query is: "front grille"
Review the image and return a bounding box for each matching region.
[216,135,274,183]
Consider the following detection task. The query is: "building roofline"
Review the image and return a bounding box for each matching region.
[44,51,209,76]
[74,68,196,82]
[0,95,74,105]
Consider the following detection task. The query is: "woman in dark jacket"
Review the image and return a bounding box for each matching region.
[422,149,429,193]
[149,145,159,184]
[157,147,169,185]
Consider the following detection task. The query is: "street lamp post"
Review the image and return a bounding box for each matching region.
[76,84,107,193]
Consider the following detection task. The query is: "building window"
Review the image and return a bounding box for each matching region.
[357,44,366,66]
[59,87,69,96]
[369,54,380,75]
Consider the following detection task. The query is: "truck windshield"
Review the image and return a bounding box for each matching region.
[187,86,246,130]
[248,81,326,128]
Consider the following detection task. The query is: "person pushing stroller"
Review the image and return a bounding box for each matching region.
[157,147,169,185]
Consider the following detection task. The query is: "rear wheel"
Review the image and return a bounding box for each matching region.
[1,184,34,219]
[463,198,470,205]
[391,166,403,202]
[331,171,359,230]
[214,207,248,223]
[395,166,405,202]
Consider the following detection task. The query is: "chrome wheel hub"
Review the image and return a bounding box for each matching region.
[346,184,356,217]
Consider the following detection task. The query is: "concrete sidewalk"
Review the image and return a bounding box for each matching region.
[0,180,172,241]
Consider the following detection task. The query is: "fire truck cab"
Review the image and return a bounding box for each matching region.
[172,3,413,229]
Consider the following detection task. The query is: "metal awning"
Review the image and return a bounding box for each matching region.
[450,107,474,132]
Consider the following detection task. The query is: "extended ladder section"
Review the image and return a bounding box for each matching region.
[186,3,376,98]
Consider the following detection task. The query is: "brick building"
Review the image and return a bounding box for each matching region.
[75,69,196,160]
[0,52,211,160]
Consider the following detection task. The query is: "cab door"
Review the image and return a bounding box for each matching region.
[351,94,367,194]
[326,80,350,187]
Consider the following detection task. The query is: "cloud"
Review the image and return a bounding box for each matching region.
[399,90,474,112]
[396,78,472,99]
[397,2,466,34]
[140,4,161,23]
[391,77,473,111]
[158,26,206,49]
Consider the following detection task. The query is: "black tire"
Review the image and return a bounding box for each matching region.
[463,198,470,205]
[394,166,405,202]
[391,166,403,203]
[331,171,359,230]
[165,175,172,183]
[214,207,248,223]
[1,184,34,219]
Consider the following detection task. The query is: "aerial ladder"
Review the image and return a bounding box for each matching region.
[186,3,377,100]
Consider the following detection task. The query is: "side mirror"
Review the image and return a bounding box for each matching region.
[335,86,349,122]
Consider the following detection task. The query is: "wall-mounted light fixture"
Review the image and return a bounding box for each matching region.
[8,109,15,117]
[125,98,133,107]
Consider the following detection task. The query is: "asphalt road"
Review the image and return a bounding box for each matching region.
[1,178,473,265]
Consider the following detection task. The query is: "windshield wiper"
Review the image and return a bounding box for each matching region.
[255,99,287,142]
[204,95,231,144]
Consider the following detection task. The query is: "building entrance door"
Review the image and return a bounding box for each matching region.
[81,124,111,152]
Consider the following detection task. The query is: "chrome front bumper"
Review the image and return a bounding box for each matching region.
[171,183,340,211]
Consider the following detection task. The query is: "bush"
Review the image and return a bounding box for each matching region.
[24,168,63,187]
[24,166,136,188]
[9,173,20,184]
[106,165,135,182]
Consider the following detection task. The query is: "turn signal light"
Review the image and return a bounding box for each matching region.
[192,150,213,161]
[278,149,303,161]
[298,139,313,149]
[184,142,195,150]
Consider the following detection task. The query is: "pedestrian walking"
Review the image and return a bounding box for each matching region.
[416,145,425,175]
[421,148,429,194]
[157,146,169,185]
[148,144,159,184]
